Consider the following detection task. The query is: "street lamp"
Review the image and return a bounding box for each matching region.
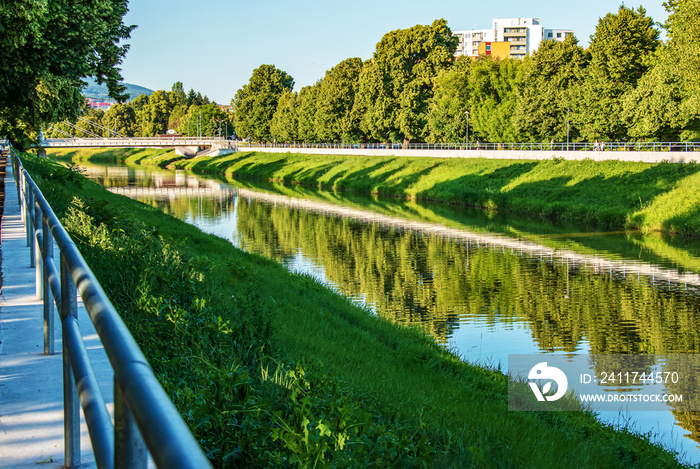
[214,118,225,138]
[465,111,470,149]
[566,108,570,151]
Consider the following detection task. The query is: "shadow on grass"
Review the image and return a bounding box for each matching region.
[661,205,700,237]
[416,161,540,205]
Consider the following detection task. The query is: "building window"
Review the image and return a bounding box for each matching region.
[548,32,553,38]
[557,32,562,38]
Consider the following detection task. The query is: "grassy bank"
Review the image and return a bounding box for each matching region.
[50,148,700,238]
[30,152,696,467]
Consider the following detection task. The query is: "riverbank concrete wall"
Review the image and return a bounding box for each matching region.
[240,147,699,164]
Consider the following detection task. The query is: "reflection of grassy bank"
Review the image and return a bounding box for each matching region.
[28,152,690,467]
[235,198,700,354]
[223,178,700,274]
[49,147,700,238]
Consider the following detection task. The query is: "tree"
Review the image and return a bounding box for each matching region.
[0,0,134,146]
[315,58,363,142]
[270,90,299,143]
[513,36,587,142]
[102,103,137,137]
[352,60,396,142]
[232,65,294,142]
[141,90,173,136]
[466,58,522,143]
[427,58,472,142]
[297,84,321,143]
[353,19,458,143]
[622,0,700,140]
[168,105,189,135]
[573,6,660,141]
[170,82,187,107]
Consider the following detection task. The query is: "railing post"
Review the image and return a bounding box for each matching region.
[114,378,148,469]
[43,214,55,355]
[35,198,43,299]
[61,254,81,468]
[22,173,34,249]
[27,183,35,264]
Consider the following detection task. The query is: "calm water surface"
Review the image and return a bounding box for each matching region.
[82,163,700,464]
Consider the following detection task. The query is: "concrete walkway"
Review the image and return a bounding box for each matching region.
[0,159,113,468]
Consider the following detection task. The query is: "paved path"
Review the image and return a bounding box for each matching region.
[0,159,113,468]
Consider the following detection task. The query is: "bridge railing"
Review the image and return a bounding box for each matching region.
[43,136,229,145]
[9,146,212,469]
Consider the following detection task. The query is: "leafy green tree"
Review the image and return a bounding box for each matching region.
[232,65,294,142]
[176,104,232,137]
[75,107,105,137]
[170,82,187,107]
[0,0,134,147]
[353,19,458,143]
[102,103,137,137]
[622,0,700,141]
[315,58,363,142]
[270,90,299,143]
[141,90,174,136]
[513,36,587,142]
[573,6,660,141]
[467,58,522,143]
[168,105,189,135]
[44,105,103,138]
[427,58,472,142]
[130,94,149,136]
[297,84,321,143]
[352,60,395,142]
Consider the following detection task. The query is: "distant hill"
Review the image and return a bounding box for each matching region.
[83,78,154,101]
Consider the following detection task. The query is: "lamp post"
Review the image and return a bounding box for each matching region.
[465,111,470,149]
[214,118,225,138]
[566,108,570,152]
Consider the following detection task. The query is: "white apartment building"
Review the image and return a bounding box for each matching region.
[453,18,573,59]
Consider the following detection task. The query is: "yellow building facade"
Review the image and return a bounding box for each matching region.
[476,41,512,60]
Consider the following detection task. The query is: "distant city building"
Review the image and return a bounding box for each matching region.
[453,18,573,60]
[86,97,114,110]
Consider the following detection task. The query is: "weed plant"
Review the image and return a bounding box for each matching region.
[25,153,694,468]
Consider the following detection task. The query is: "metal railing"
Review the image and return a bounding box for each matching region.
[42,136,230,147]
[8,145,212,469]
[237,141,700,153]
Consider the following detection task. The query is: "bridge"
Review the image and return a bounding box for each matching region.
[41,137,238,157]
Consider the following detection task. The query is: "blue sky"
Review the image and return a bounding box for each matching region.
[118,1,669,104]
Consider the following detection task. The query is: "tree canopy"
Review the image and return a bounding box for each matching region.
[572,6,660,141]
[232,65,294,142]
[0,0,135,146]
[354,19,458,143]
[229,8,700,145]
[623,0,700,141]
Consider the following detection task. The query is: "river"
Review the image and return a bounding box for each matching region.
[81,162,700,464]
